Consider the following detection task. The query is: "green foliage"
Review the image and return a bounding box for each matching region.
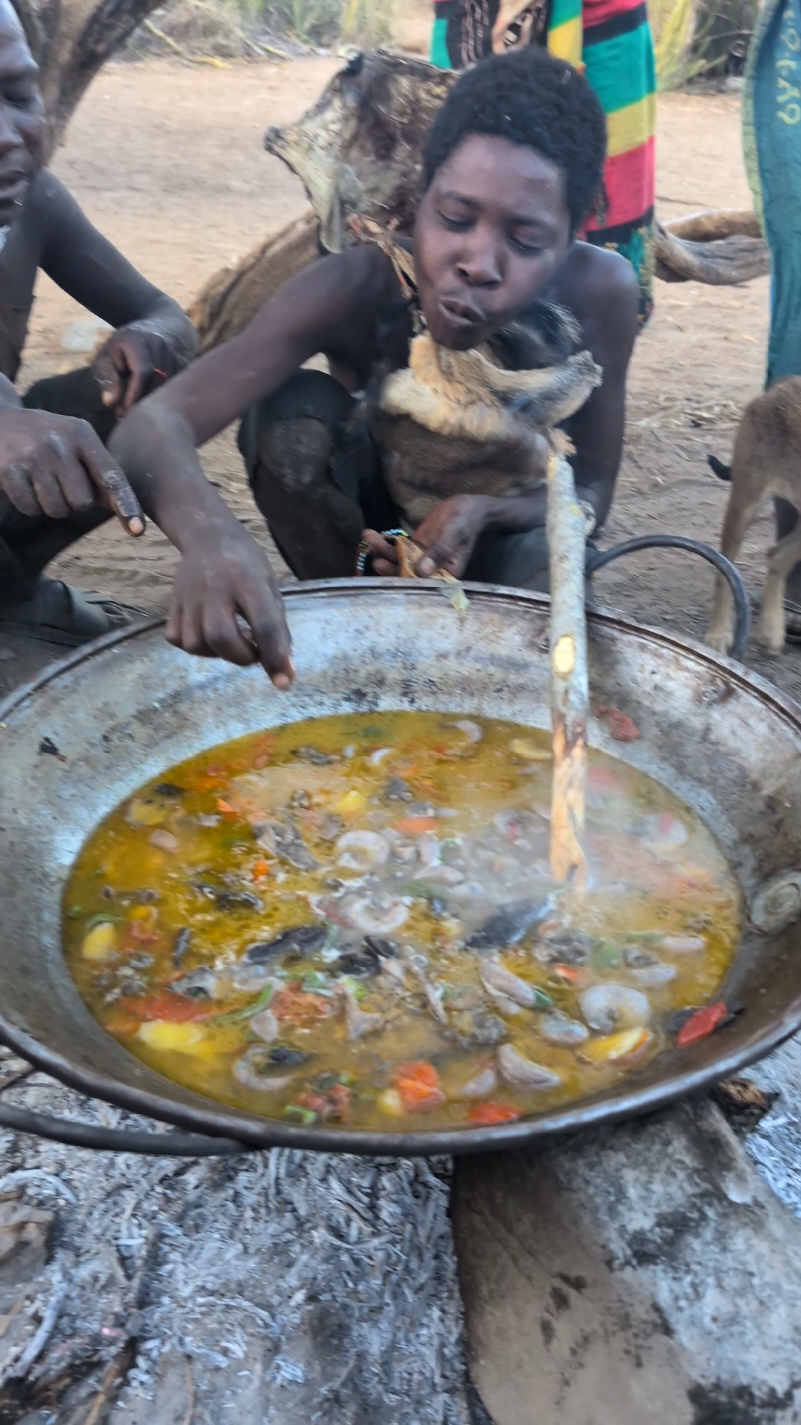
[262,0,343,44]
[654,0,759,91]
[655,0,707,91]
[340,0,393,47]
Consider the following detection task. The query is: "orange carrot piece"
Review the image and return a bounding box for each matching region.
[216,798,238,816]
[251,859,271,880]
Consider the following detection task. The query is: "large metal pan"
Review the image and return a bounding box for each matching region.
[1,577,800,1157]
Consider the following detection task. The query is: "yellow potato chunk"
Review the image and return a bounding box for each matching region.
[82,923,117,961]
[580,1028,652,1063]
[336,789,367,816]
[509,738,551,762]
[126,797,167,827]
[377,1088,405,1117]
[136,1021,205,1053]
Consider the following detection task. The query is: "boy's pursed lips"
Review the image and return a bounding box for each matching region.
[438,295,486,331]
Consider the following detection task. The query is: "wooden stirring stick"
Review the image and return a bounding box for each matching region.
[546,453,593,892]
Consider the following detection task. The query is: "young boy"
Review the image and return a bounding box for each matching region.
[0,0,195,643]
[111,46,639,689]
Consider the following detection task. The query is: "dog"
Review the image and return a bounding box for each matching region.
[706,376,801,654]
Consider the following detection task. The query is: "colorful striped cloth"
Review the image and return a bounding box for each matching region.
[430,0,656,323]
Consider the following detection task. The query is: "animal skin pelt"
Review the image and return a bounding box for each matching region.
[370,309,602,526]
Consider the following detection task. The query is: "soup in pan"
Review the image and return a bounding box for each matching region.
[64,713,740,1132]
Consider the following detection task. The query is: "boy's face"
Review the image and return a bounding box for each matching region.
[414,134,571,350]
[0,4,45,226]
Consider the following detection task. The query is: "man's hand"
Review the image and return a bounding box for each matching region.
[0,408,144,534]
[93,326,183,417]
[166,531,295,689]
[413,495,493,578]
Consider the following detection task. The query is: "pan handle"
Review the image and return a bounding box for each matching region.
[589,535,751,662]
[0,1101,253,1156]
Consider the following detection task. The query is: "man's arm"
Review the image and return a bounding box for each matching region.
[36,172,196,412]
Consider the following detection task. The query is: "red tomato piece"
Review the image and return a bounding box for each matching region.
[393,1061,446,1113]
[271,989,335,1027]
[394,817,439,834]
[595,706,641,742]
[124,994,213,1024]
[550,964,588,987]
[298,1083,353,1122]
[676,1001,728,1047]
[468,1102,522,1126]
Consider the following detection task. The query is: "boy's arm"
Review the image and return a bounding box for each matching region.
[36,172,196,414]
[559,251,640,530]
[109,244,390,684]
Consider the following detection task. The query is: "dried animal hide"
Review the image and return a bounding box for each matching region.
[265,52,456,255]
[370,309,601,526]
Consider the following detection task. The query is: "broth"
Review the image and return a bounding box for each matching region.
[63,713,740,1132]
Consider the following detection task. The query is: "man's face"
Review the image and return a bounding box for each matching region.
[0,4,45,226]
[413,134,571,350]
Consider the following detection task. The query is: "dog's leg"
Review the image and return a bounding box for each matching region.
[706,491,761,653]
[759,518,801,651]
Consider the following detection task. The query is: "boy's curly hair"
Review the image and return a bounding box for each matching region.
[423,47,607,234]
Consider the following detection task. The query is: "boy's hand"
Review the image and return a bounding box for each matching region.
[93,326,182,416]
[0,408,144,534]
[360,528,401,575]
[413,495,493,578]
[166,531,295,690]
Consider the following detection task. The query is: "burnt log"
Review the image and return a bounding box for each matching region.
[453,1095,801,1424]
[12,0,165,159]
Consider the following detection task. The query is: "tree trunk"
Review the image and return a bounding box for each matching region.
[12,0,165,158]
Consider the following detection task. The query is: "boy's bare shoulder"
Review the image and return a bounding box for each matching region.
[554,241,639,316]
[323,240,409,312]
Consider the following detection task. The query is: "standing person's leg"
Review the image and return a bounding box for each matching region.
[239,370,397,580]
[0,367,127,642]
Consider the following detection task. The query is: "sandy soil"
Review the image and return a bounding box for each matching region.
[5,61,796,704]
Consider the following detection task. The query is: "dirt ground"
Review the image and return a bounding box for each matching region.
[7,59,796,703]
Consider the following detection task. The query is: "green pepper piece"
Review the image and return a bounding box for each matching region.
[594,940,621,968]
[283,1104,317,1125]
[214,982,275,1025]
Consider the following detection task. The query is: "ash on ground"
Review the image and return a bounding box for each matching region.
[0,1057,469,1423]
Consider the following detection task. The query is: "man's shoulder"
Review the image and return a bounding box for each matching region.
[22,170,75,235]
